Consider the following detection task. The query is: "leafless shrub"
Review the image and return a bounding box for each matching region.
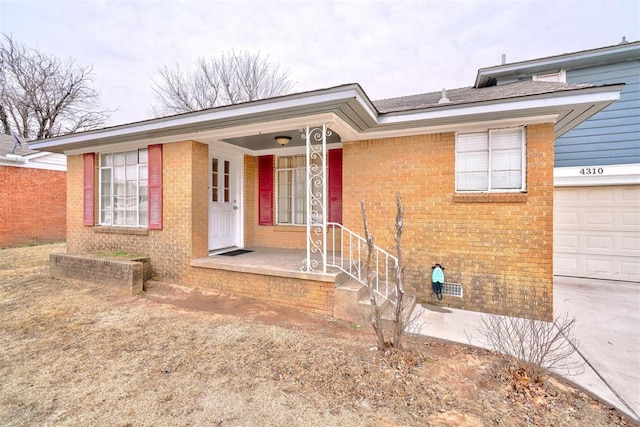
[361,192,413,351]
[477,312,584,382]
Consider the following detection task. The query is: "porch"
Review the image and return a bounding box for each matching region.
[188,237,402,323]
[190,247,345,283]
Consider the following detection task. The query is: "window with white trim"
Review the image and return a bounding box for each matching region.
[456,128,526,192]
[276,155,321,225]
[99,149,149,226]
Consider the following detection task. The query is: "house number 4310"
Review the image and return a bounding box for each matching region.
[579,167,604,175]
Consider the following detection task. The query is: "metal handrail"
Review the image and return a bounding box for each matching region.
[327,222,398,304]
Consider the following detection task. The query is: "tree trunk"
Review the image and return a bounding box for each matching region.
[392,191,406,349]
[0,105,11,135]
[361,201,386,350]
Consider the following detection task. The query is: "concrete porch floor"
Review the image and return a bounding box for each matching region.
[190,247,346,283]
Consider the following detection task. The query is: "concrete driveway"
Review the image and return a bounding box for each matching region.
[410,275,640,422]
[554,276,640,422]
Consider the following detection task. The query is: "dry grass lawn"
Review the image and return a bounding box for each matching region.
[0,243,635,426]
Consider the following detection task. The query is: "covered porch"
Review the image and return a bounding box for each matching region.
[191,247,344,283]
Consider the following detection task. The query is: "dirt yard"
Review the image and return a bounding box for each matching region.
[0,243,635,426]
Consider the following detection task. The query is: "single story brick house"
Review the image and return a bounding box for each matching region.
[30,80,623,321]
[0,134,66,248]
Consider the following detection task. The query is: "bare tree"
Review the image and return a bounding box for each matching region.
[151,50,295,116]
[0,33,109,139]
[361,192,413,350]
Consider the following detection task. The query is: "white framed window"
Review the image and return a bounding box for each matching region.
[533,70,566,83]
[99,149,149,226]
[276,155,322,225]
[456,128,526,192]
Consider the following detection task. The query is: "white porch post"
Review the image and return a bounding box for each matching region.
[302,124,330,273]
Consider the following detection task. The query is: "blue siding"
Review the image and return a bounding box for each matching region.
[556,60,639,167]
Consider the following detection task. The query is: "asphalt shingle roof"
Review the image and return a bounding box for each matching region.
[373,80,593,113]
[0,134,37,157]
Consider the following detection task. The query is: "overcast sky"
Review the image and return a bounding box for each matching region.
[1,0,639,126]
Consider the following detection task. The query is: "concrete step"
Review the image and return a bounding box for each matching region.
[333,278,417,327]
[334,279,371,324]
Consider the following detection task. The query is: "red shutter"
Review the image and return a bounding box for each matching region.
[83,153,95,226]
[328,149,343,224]
[258,155,274,226]
[148,144,163,230]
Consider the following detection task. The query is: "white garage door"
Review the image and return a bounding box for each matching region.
[554,185,640,282]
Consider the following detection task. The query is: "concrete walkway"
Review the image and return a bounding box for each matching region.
[408,276,640,422]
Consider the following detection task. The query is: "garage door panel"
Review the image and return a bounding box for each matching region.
[554,232,579,250]
[585,258,614,274]
[555,211,579,227]
[585,188,614,201]
[555,190,579,202]
[554,254,578,275]
[585,235,614,250]
[621,236,640,251]
[621,186,640,201]
[554,185,640,282]
[585,212,614,227]
[621,259,640,275]
[622,211,640,228]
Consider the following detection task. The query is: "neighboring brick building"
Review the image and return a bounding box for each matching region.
[31,80,622,321]
[0,134,66,248]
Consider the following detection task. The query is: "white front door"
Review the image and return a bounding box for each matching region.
[209,153,238,250]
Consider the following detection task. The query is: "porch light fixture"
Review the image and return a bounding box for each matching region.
[275,135,292,146]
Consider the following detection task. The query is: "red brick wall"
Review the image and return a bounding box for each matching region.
[0,166,66,247]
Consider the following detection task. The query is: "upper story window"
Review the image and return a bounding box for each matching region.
[533,70,566,83]
[456,128,526,192]
[99,149,148,226]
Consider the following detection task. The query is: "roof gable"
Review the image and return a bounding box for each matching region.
[475,40,640,88]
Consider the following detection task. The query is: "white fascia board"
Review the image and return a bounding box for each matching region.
[30,85,375,152]
[0,158,66,171]
[554,163,640,186]
[355,115,558,140]
[63,112,356,156]
[374,89,621,128]
[194,113,341,140]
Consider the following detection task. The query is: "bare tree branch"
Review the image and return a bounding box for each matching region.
[0,33,109,139]
[151,50,295,116]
